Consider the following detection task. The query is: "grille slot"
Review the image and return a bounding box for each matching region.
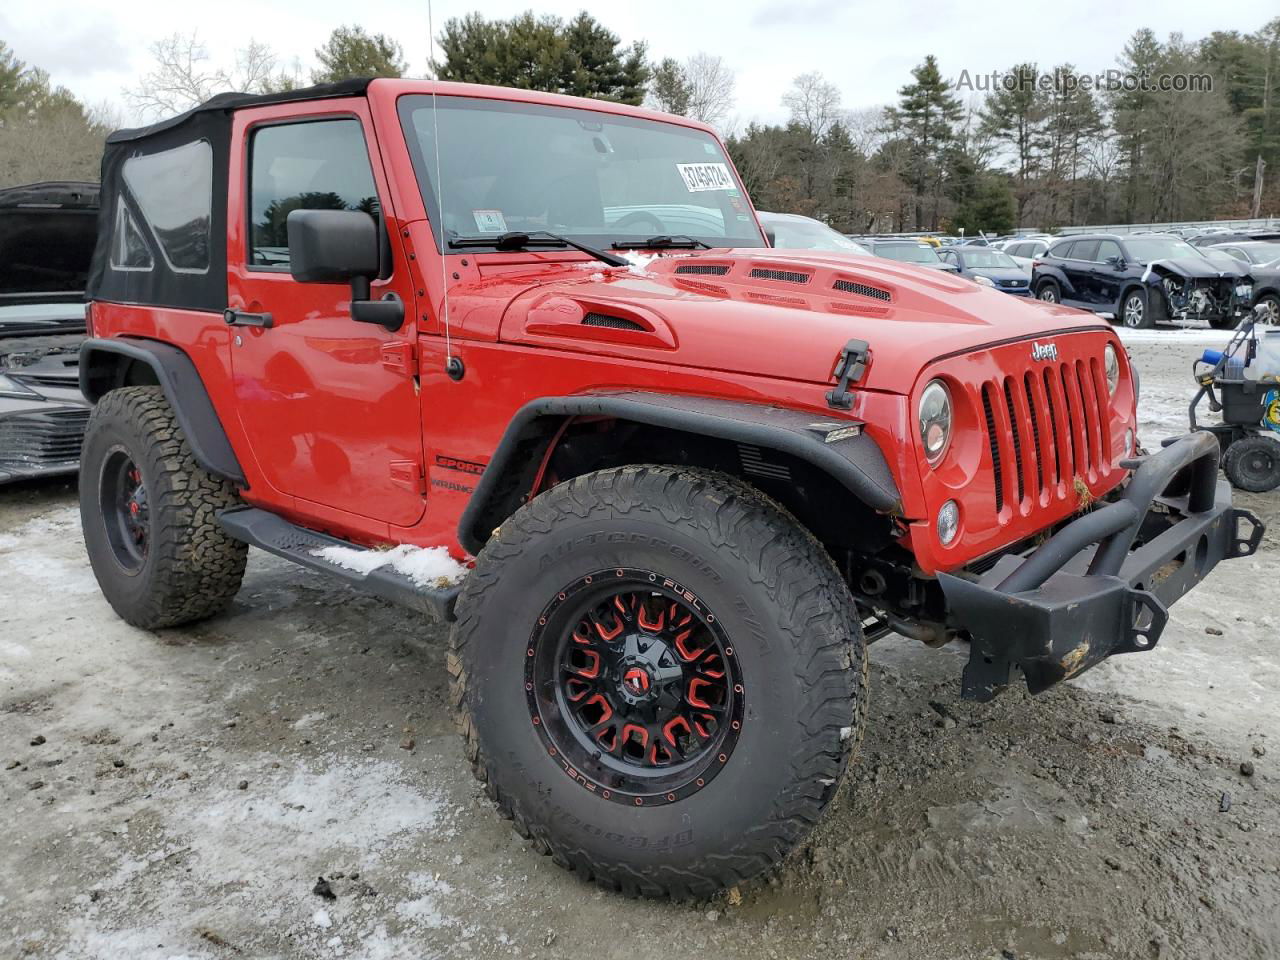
[737,444,792,482]
[1024,373,1045,495]
[1041,368,1062,484]
[1003,379,1026,505]
[749,267,810,284]
[674,263,729,276]
[832,278,891,301]
[982,385,1004,514]
[0,407,89,471]
[581,312,645,331]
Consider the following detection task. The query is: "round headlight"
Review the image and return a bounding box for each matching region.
[972,274,995,287]
[919,380,953,465]
[1104,343,1120,395]
[937,500,960,545]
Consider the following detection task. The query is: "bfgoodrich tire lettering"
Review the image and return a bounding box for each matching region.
[448,465,867,898]
[80,386,247,629]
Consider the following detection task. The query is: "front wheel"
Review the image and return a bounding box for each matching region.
[1036,280,1060,303]
[1255,293,1280,326]
[449,466,867,898]
[1120,288,1153,329]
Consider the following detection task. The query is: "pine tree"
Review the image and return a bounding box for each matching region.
[881,55,963,229]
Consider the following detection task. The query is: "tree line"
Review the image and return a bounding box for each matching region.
[1,11,1277,235]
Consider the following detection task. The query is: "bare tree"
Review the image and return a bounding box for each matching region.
[684,53,735,127]
[782,72,841,142]
[843,106,888,155]
[126,32,289,120]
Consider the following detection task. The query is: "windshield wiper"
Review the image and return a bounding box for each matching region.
[612,235,711,250]
[448,230,629,267]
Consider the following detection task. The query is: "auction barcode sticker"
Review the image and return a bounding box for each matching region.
[677,162,735,192]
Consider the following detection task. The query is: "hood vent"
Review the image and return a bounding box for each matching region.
[582,312,645,331]
[674,263,730,276]
[750,267,810,284]
[833,278,891,302]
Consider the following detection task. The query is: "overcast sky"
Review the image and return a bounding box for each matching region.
[2,0,1275,128]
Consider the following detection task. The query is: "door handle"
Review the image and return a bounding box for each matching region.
[224,308,274,328]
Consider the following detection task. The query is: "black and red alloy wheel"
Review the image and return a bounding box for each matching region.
[524,568,745,806]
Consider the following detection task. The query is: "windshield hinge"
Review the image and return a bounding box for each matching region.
[380,341,416,376]
[826,339,871,410]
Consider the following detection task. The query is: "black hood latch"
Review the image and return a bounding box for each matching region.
[826,339,871,410]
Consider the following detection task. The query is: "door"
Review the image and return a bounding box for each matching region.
[1060,239,1098,306]
[1091,239,1125,310]
[227,106,426,527]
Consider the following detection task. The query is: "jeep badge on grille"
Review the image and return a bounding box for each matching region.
[1031,341,1059,362]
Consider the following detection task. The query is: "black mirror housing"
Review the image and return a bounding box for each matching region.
[287,209,379,283]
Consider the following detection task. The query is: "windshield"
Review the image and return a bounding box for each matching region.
[764,215,866,254]
[960,250,1018,269]
[398,95,766,252]
[878,242,940,264]
[1122,237,1199,262]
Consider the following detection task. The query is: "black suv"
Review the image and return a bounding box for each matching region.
[1032,233,1253,329]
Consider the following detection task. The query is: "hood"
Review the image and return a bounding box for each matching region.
[1142,256,1251,281]
[0,181,99,304]
[969,266,1030,282]
[480,249,1111,393]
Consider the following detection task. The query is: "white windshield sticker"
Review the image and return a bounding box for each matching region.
[472,209,507,232]
[677,162,735,192]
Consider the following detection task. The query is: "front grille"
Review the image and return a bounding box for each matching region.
[581,312,644,331]
[979,357,1110,514]
[0,407,89,471]
[749,267,810,284]
[998,278,1025,288]
[833,278,892,301]
[674,263,730,276]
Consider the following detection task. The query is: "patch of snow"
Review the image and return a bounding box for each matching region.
[1116,327,1235,345]
[619,251,658,275]
[312,544,468,588]
[588,272,605,282]
[839,726,853,741]
[312,908,332,928]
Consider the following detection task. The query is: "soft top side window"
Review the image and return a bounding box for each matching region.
[120,138,213,275]
[248,118,378,271]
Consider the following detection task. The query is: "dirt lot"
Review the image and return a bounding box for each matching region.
[2,330,1278,960]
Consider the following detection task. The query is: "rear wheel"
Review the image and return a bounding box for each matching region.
[80,386,247,628]
[1121,288,1153,329]
[1223,435,1280,492]
[449,466,867,898]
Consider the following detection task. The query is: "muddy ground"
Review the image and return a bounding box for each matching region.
[2,330,1278,960]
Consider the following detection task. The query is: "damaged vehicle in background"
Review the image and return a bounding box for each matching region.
[0,182,98,483]
[1032,233,1254,330]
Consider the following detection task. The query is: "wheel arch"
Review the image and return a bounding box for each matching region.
[459,393,903,556]
[79,337,246,486]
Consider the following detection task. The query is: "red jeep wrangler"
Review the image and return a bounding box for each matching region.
[78,78,1262,897]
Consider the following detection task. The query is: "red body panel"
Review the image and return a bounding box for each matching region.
[90,79,1138,576]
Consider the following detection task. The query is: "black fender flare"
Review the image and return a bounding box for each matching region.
[79,337,246,486]
[458,391,902,555]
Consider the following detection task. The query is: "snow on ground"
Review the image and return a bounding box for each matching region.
[313,544,468,588]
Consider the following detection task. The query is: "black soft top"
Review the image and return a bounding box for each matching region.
[87,79,372,312]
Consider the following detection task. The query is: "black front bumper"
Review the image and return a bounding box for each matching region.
[939,432,1264,701]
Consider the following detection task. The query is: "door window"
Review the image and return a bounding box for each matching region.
[248,119,378,270]
[1069,239,1099,262]
[1095,240,1122,263]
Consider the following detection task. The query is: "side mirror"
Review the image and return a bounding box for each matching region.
[1106,255,1125,269]
[286,209,404,331]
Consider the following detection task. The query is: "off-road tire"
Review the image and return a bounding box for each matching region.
[1223,434,1280,493]
[448,465,868,898]
[1036,279,1060,303]
[80,386,247,628]
[1121,287,1153,329]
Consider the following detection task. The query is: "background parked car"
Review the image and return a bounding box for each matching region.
[758,211,869,255]
[1032,233,1253,329]
[1003,237,1052,271]
[858,238,960,273]
[0,181,98,483]
[938,246,1032,295]
[1209,240,1280,268]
